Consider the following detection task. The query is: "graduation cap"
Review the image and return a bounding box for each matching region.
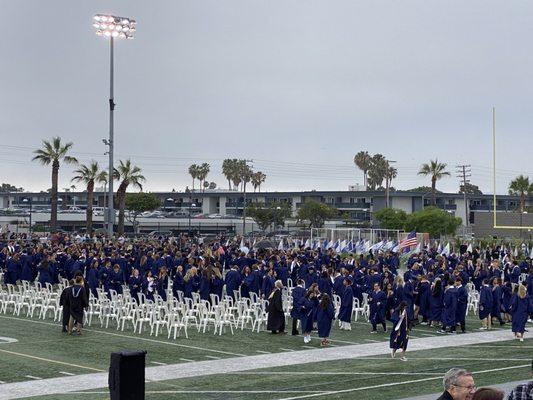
[343,276,353,284]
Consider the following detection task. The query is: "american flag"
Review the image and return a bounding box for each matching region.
[398,231,418,250]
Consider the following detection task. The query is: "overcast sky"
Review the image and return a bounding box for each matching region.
[0,0,532,194]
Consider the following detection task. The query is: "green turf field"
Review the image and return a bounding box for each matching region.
[0,312,531,399]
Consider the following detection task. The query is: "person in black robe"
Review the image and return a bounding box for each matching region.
[68,276,89,335]
[267,280,286,334]
[59,280,73,332]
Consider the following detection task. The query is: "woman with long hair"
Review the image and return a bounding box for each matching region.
[390,301,409,361]
[509,284,531,342]
[199,267,211,301]
[316,293,335,346]
[211,264,224,300]
[183,266,200,299]
[157,266,169,301]
[172,265,185,299]
[128,268,142,303]
[300,283,320,343]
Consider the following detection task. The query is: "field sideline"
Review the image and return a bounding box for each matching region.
[0,312,531,400]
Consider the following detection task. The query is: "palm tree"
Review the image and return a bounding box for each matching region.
[71,161,106,234]
[418,159,450,206]
[114,159,145,235]
[32,137,78,231]
[367,154,388,190]
[385,165,398,207]
[251,171,267,192]
[222,159,236,190]
[188,164,199,191]
[197,163,210,192]
[354,151,372,190]
[231,161,245,191]
[508,175,533,212]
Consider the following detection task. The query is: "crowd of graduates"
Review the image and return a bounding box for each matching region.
[1,232,532,349]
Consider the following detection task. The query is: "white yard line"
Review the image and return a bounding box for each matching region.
[275,364,532,400]
[179,358,194,362]
[301,345,315,349]
[280,348,295,352]
[469,345,533,348]
[0,348,104,373]
[150,362,167,366]
[58,372,75,376]
[256,350,271,354]
[229,371,443,376]
[23,376,42,380]
[69,390,331,394]
[0,317,521,400]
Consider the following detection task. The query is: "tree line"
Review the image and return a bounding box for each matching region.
[32,137,144,235]
[354,150,532,211]
[25,137,533,235]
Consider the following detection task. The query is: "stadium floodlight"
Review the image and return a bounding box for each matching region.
[93,14,136,39]
[93,14,136,237]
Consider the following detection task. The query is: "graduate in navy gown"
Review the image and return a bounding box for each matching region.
[439,280,457,334]
[211,266,224,300]
[479,279,493,330]
[338,277,354,330]
[390,301,409,361]
[299,283,319,343]
[5,253,21,285]
[157,267,169,301]
[128,268,142,303]
[183,267,200,299]
[428,278,443,328]
[290,279,306,335]
[369,282,387,333]
[37,259,53,287]
[199,268,211,301]
[510,284,531,342]
[416,276,431,325]
[501,281,513,323]
[86,260,99,299]
[491,278,505,326]
[172,265,185,299]
[454,277,468,333]
[316,293,335,346]
[110,264,124,295]
[225,264,242,300]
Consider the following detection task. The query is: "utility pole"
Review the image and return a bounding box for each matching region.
[242,159,254,235]
[456,164,472,228]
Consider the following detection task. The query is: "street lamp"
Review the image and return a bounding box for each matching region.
[188,203,196,236]
[22,198,32,236]
[93,14,136,237]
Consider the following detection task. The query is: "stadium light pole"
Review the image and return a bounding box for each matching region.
[93,14,136,237]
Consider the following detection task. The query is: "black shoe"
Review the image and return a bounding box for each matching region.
[291,331,299,336]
